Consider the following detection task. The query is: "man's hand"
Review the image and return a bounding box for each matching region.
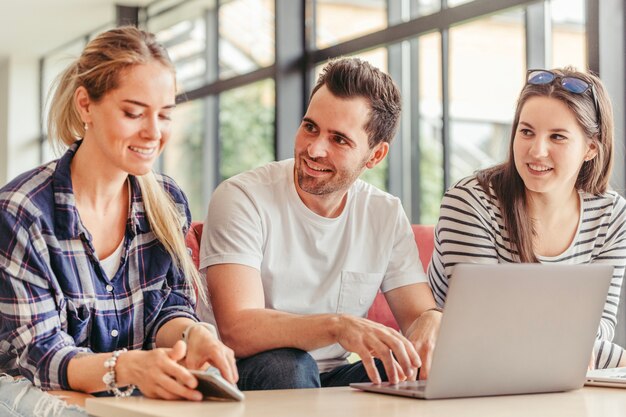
[335,315,420,384]
[184,325,238,384]
[404,309,442,380]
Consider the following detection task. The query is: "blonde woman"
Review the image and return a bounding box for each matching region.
[0,27,236,417]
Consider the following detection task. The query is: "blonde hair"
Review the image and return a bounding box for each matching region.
[47,26,207,305]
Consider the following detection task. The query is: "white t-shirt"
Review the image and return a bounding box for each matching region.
[199,159,425,371]
[100,237,125,279]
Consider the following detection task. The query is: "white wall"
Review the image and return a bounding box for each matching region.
[0,56,41,187]
[0,58,9,186]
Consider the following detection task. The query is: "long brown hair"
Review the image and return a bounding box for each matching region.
[476,67,614,262]
[47,26,206,304]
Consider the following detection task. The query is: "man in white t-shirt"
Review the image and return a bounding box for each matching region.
[200,58,441,390]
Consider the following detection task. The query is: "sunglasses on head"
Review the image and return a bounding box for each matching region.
[526,69,600,125]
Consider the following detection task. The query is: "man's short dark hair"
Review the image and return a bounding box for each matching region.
[310,57,402,148]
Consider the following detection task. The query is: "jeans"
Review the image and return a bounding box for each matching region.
[236,348,387,391]
[0,375,87,417]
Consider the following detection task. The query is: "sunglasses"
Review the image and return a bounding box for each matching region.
[526,69,600,125]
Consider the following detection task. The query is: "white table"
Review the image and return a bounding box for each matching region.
[86,386,626,417]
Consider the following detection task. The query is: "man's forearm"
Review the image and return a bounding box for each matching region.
[218,309,343,357]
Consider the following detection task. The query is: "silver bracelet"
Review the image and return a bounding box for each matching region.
[102,348,136,398]
[182,322,218,344]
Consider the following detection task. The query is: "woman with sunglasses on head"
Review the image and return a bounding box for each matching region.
[428,68,626,369]
[0,27,237,417]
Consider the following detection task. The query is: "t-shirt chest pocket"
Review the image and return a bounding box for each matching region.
[337,271,384,316]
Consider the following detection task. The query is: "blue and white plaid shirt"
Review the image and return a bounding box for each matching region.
[0,141,198,390]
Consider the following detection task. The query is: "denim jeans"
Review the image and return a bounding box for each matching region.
[0,375,87,417]
[236,348,387,391]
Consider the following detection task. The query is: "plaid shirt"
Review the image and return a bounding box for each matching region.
[0,141,198,390]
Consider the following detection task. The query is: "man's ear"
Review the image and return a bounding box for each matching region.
[365,142,389,169]
[74,86,92,124]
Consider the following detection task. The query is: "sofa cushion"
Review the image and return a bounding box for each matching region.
[365,225,435,331]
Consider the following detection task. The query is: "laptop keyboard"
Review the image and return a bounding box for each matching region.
[394,381,427,391]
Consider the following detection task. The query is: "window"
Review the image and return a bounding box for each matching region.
[551,0,586,69]
[219,0,275,78]
[315,0,386,49]
[417,32,443,225]
[219,78,275,180]
[148,0,217,91]
[163,99,208,219]
[448,9,525,184]
[36,0,605,225]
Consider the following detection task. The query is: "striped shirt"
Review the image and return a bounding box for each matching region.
[0,141,198,390]
[428,176,626,369]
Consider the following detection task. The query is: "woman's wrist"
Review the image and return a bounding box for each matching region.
[182,322,218,345]
[113,349,139,387]
[102,349,136,397]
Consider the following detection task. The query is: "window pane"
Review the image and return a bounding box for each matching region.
[449,9,525,184]
[447,0,473,7]
[414,0,440,18]
[316,0,387,49]
[418,32,443,225]
[148,0,216,92]
[219,79,275,180]
[163,99,207,220]
[219,0,275,79]
[551,0,586,69]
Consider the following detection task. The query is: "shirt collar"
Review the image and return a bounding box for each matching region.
[52,140,148,239]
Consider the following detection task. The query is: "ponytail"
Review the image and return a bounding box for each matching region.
[138,173,207,305]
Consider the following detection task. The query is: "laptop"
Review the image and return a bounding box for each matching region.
[351,263,612,399]
[586,367,626,388]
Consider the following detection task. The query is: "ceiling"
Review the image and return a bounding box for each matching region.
[0,0,153,59]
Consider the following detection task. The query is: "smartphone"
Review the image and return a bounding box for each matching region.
[190,368,245,401]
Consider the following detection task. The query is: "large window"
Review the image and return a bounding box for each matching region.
[38,0,599,225]
[33,0,626,356]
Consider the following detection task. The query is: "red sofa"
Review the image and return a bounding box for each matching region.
[185,222,435,331]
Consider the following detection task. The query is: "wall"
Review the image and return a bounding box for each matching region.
[2,56,40,186]
[600,0,626,348]
[0,58,9,186]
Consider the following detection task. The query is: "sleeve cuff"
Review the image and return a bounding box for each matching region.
[146,309,198,349]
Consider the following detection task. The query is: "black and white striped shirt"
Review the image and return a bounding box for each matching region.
[428,176,626,369]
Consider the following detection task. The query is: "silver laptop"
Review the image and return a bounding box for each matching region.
[586,367,626,388]
[351,263,612,399]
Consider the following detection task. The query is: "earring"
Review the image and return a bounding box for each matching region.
[84,123,89,131]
